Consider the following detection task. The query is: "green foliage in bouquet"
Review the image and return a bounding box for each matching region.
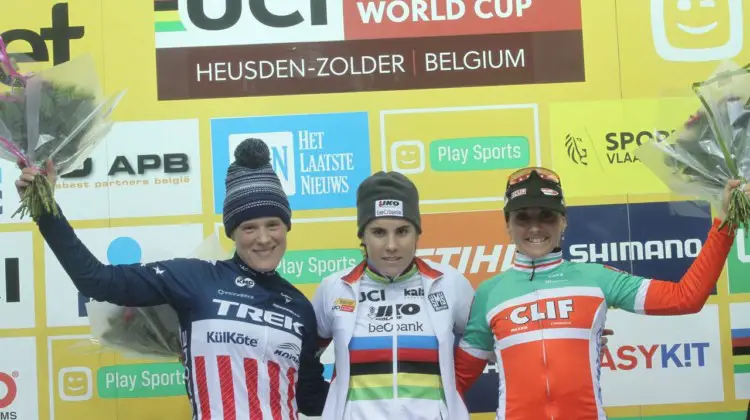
[0,78,98,220]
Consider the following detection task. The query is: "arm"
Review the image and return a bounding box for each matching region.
[597,217,734,315]
[36,205,199,309]
[295,305,331,416]
[452,271,476,335]
[454,282,495,396]
[311,277,334,351]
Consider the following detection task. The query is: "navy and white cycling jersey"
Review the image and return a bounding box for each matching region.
[37,207,329,420]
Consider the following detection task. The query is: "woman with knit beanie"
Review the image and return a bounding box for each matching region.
[311,171,475,420]
[16,138,329,420]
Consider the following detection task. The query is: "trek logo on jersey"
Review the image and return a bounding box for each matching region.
[213,299,304,337]
[601,342,710,371]
[332,298,355,312]
[403,288,424,298]
[206,331,259,347]
[367,303,421,321]
[234,276,255,288]
[509,299,573,325]
[359,289,385,303]
[375,199,403,218]
[428,292,449,312]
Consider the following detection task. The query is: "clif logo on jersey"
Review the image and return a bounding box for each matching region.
[235,276,255,288]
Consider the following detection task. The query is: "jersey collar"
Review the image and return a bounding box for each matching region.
[343,257,443,284]
[511,249,563,273]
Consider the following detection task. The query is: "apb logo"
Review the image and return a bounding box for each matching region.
[62,153,190,179]
[564,134,587,165]
[1,3,84,66]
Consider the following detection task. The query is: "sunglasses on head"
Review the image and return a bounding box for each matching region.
[507,167,561,187]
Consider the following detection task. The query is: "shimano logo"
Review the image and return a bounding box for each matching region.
[569,239,701,263]
[207,331,259,347]
[218,289,253,299]
[213,299,304,337]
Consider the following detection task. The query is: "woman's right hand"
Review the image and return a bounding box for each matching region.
[15,159,57,199]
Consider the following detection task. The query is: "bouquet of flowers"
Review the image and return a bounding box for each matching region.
[0,36,126,220]
[85,232,232,360]
[634,61,750,233]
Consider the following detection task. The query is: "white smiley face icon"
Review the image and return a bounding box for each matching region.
[651,0,744,62]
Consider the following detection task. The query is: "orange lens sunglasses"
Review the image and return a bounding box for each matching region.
[507,167,561,186]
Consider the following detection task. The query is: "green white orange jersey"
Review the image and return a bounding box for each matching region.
[454,217,734,420]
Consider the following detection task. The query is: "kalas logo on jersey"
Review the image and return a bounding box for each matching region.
[213,299,304,337]
[404,287,424,298]
[418,211,513,289]
[601,342,710,371]
[563,200,712,286]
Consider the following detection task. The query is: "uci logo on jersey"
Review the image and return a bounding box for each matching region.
[235,276,255,288]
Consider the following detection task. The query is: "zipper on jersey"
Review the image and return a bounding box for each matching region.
[529,259,553,420]
[390,282,398,417]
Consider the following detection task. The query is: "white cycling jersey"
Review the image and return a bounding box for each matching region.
[312,258,475,420]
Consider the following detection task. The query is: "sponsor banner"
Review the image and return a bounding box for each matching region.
[155,31,584,99]
[0,232,34,329]
[381,104,539,204]
[0,337,38,420]
[49,335,192,420]
[210,112,371,212]
[0,120,203,222]
[729,303,750,399]
[344,0,581,40]
[549,98,699,197]
[563,200,714,290]
[58,119,202,220]
[727,229,750,294]
[45,224,205,327]
[0,1,102,73]
[417,210,513,289]
[153,0,345,48]
[599,304,724,406]
[617,0,749,98]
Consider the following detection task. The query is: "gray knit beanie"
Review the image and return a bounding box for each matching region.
[356,171,421,237]
[223,138,292,237]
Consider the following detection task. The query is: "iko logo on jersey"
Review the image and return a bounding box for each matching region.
[367,303,421,321]
[563,200,712,284]
[206,331,259,347]
[601,342,710,371]
[213,299,304,337]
